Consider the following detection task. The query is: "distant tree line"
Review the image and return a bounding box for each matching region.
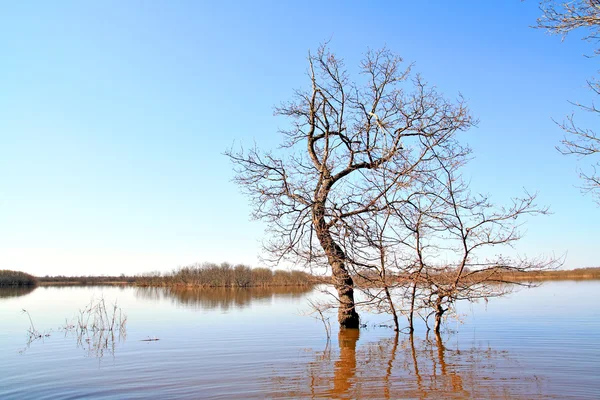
[38,274,137,285]
[495,266,600,281]
[28,263,318,288]
[136,262,317,287]
[0,270,38,287]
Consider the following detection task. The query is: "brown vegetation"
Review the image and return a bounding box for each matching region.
[0,270,38,287]
[135,262,316,288]
[27,263,318,288]
[494,266,600,281]
[38,275,136,285]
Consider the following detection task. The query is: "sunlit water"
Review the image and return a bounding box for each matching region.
[1,281,598,399]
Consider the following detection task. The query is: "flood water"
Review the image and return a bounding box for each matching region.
[0,281,598,399]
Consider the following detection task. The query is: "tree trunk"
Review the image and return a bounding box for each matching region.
[384,285,400,332]
[434,300,445,334]
[313,201,360,329]
[407,281,418,333]
[331,260,360,329]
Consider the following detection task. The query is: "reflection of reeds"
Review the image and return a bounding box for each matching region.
[21,309,46,340]
[72,297,127,335]
[66,297,127,358]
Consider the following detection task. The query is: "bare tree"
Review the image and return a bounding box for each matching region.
[537,0,600,50]
[419,155,558,333]
[344,139,558,333]
[226,44,473,329]
[337,155,453,333]
[536,0,600,203]
[556,104,600,203]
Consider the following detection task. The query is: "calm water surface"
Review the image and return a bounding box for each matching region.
[0,281,598,399]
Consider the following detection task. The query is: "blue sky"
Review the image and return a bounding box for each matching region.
[1,1,598,276]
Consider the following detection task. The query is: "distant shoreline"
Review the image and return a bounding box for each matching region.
[35,263,320,288]
[493,267,600,282]
[36,267,600,287]
[3,266,599,289]
[37,281,132,286]
[35,281,317,287]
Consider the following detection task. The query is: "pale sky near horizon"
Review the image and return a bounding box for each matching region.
[1,1,599,276]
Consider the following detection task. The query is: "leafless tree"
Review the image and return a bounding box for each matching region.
[536,0,600,203]
[344,140,559,333]
[556,99,600,203]
[226,44,474,328]
[537,0,600,49]
[418,155,559,333]
[338,155,453,333]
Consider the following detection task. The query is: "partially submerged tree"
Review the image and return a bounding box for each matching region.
[227,45,473,328]
[417,156,558,333]
[347,141,559,333]
[536,0,600,203]
[335,152,453,333]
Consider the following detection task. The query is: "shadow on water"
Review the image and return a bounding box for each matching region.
[0,286,36,299]
[270,330,547,399]
[135,286,313,311]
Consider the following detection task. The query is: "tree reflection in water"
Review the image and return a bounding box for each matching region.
[271,330,546,399]
[135,286,314,312]
[0,286,36,299]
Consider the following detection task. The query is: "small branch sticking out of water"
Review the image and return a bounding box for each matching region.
[307,300,332,340]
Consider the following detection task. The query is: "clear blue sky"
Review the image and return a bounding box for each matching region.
[1,1,598,276]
